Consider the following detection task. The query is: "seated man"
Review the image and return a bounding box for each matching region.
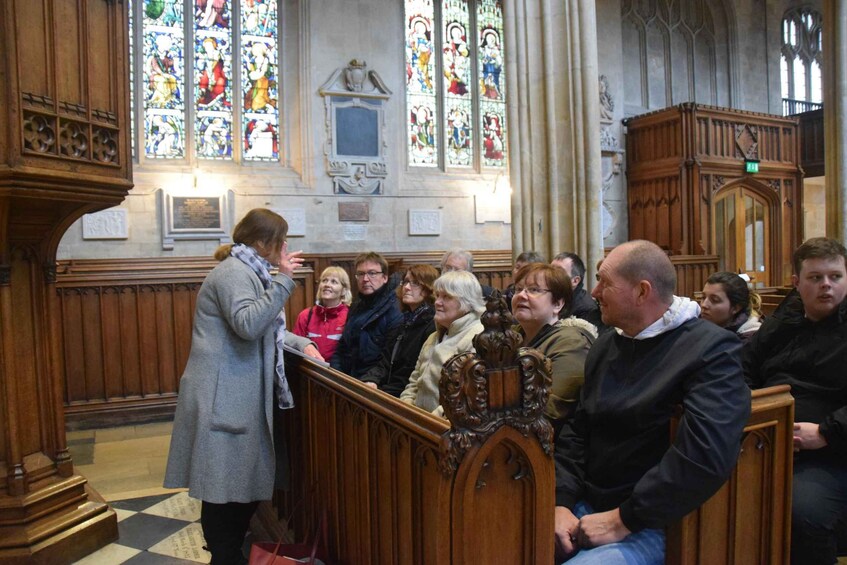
[554,240,750,564]
[743,237,847,565]
[552,251,604,330]
[440,248,495,298]
[330,252,403,379]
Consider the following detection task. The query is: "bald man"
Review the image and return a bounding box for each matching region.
[553,240,750,564]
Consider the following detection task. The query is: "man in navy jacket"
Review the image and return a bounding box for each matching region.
[330,252,402,379]
[554,240,750,564]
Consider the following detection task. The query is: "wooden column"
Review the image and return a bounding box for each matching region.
[0,0,132,561]
[823,0,847,243]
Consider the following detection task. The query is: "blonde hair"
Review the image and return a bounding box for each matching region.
[433,271,485,316]
[318,266,353,306]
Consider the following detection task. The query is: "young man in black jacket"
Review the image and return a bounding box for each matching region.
[330,252,402,379]
[554,240,750,564]
[743,237,847,565]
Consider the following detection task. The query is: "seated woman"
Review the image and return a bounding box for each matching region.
[293,266,352,360]
[361,264,439,396]
[511,263,597,438]
[400,271,485,414]
[700,271,763,343]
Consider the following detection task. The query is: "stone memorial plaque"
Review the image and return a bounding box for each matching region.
[271,208,306,237]
[172,197,222,230]
[408,210,441,235]
[336,105,379,157]
[143,491,201,522]
[147,523,210,563]
[338,202,369,222]
[343,225,367,241]
[82,208,129,239]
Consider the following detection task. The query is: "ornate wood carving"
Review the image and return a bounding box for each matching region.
[438,291,553,475]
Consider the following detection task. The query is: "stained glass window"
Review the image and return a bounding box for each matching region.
[132,0,281,163]
[405,0,507,170]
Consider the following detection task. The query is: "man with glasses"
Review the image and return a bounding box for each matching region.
[553,240,749,564]
[330,252,403,379]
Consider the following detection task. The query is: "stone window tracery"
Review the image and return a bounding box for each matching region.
[780,6,822,115]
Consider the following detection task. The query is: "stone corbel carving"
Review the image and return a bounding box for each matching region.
[319,60,391,195]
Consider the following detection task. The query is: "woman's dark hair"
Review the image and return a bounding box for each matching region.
[214,208,288,261]
[705,271,762,319]
[396,264,439,311]
[514,263,573,312]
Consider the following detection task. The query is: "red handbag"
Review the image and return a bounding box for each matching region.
[248,513,330,565]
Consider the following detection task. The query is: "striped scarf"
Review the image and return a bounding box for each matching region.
[230,243,294,409]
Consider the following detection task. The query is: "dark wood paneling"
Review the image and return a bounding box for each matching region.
[57,251,512,428]
[625,103,804,286]
[797,109,824,177]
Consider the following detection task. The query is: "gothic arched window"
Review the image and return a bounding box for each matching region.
[405,0,507,170]
[780,6,822,115]
[130,0,281,163]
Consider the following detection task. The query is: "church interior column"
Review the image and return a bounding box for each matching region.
[823,0,847,243]
[504,0,604,273]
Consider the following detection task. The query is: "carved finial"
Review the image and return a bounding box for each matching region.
[438,290,553,474]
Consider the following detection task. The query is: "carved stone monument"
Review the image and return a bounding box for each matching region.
[319,60,391,195]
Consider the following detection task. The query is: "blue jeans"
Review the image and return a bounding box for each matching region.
[561,501,665,565]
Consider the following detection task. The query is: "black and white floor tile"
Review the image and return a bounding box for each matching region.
[74,491,210,565]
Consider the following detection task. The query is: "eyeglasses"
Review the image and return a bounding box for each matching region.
[402,279,422,288]
[514,285,551,297]
[355,270,383,280]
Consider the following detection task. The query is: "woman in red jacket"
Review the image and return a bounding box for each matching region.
[293,266,352,360]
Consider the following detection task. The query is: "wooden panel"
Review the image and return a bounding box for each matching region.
[797,109,824,177]
[87,0,112,114]
[14,0,51,97]
[56,252,513,427]
[54,0,83,107]
[666,386,794,565]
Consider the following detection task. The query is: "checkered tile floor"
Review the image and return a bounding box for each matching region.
[74,492,211,564]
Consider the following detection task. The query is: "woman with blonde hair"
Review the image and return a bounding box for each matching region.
[294,266,352,360]
[400,270,485,414]
[164,208,319,564]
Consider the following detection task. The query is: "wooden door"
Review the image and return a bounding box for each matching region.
[713,186,772,287]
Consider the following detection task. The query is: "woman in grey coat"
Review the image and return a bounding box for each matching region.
[164,208,318,564]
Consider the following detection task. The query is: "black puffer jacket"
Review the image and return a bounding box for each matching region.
[330,282,403,379]
[360,304,436,397]
[743,290,847,459]
[561,286,604,331]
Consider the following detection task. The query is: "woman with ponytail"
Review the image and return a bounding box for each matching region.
[165,208,320,565]
[699,271,763,342]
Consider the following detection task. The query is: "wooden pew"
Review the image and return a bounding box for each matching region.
[262,298,556,564]
[667,385,794,564]
[262,367,793,564]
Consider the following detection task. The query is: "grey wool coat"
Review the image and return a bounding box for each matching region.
[164,256,312,504]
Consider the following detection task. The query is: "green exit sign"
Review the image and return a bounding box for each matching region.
[745,160,760,174]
